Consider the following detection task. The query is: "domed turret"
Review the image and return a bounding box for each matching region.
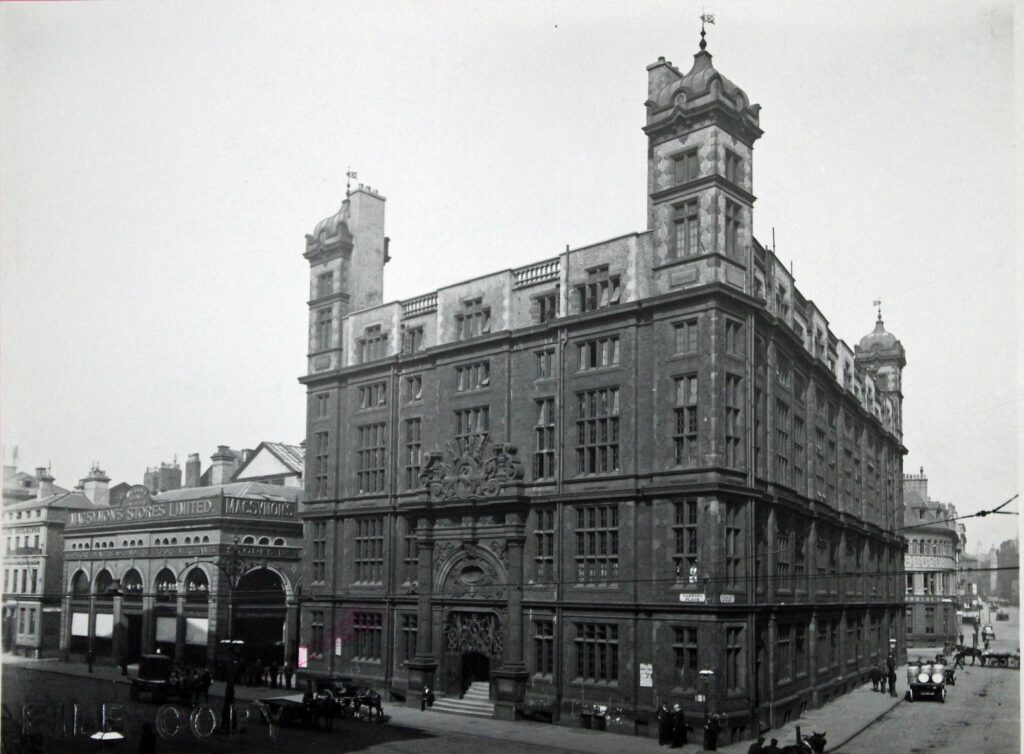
[855,310,905,367]
[310,199,354,247]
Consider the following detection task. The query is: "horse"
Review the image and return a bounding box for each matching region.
[353,687,384,723]
[779,731,827,754]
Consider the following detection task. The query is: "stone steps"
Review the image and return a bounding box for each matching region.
[430,681,494,718]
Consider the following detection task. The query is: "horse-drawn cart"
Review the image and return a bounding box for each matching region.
[981,650,1020,669]
[259,677,386,730]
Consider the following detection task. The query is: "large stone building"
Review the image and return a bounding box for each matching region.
[901,469,963,645]
[297,33,908,743]
[2,467,98,657]
[59,447,304,671]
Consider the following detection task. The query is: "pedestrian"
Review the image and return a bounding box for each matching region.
[763,738,780,754]
[959,632,964,647]
[221,676,236,733]
[703,713,720,752]
[284,661,294,690]
[656,704,671,746]
[86,647,95,674]
[886,652,897,697]
[746,734,766,753]
[670,704,686,748]
[199,668,212,704]
[869,665,880,691]
[270,661,279,689]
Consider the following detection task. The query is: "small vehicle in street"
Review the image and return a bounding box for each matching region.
[996,610,1010,621]
[982,625,996,641]
[906,661,947,703]
[981,650,1020,669]
[130,654,193,703]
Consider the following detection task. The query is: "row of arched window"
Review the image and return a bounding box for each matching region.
[71,566,210,600]
[69,534,286,550]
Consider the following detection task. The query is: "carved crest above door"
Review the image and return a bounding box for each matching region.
[443,611,503,656]
[419,436,524,501]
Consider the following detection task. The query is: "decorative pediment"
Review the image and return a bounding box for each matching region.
[419,436,524,502]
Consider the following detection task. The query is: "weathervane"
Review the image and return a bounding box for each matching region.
[346,167,358,196]
[700,11,715,51]
[873,298,883,321]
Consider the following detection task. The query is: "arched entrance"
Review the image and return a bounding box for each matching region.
[441,611,503,697]
[233,568,286,666]
[93,570,115,658]
[122,569,144,663]
[153,568,178,656]
[183,567,210,666]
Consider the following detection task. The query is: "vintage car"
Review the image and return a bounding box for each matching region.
[996,610,1010,621]
[130,654,193,703]
[906,661,947,702]
[982,625,996,641]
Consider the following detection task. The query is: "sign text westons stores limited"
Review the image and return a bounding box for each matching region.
[65,497,297,528]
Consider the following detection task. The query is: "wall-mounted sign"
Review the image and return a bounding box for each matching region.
[679,593,706,603]
[720,594,736,604]
[298,645,308,669]
[66,495,297,528]
[335,638,342,656]
[124,485,153,506]
[639,663,653,688]
[695,694,706,703]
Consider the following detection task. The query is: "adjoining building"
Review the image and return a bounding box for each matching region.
[901,469,963,645]
[996,539,1018,606]
[59,445,304,671]
[297,32,908,743]
[2,466,100,657]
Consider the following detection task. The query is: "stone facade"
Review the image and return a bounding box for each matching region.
[298,37,908,744]
[901,469,963,645]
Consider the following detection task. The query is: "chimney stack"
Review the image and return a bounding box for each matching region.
[36,466,55,500]
[210,446,237,485]
[185,453,202,488]
[82,463,110,507]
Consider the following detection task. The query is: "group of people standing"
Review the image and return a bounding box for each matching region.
[241,658,294,689]
[868,652,899,696]
[656,704,690,748]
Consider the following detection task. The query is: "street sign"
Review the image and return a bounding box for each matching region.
[720,594,735,604]
[695,694,706,703]
[640,663,653,687]
[335,637,342,656]
[298,645,308,669]
[679,593,706,603]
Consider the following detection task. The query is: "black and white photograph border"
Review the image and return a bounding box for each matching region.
[1,2,1020,753]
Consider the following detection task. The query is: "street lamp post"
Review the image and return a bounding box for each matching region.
[698,668,715,749]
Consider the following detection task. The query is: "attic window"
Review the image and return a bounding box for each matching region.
[577,266,621,313]
[455,298,491,340]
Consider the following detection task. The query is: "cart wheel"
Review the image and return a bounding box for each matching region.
[940,687,946,703]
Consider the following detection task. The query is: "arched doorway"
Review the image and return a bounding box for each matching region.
[153,568,178,656]
[442,611,503,697]
[122,569,144,663]
[93,569,115,658]
[183,568,210,665]
[233,568,286,666]
[69,571,91,655]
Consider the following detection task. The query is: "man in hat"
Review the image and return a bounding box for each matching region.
[747,735,766,753]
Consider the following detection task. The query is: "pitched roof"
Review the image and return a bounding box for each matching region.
[230,441,305,481]
[5,491,99,512]
[153,481,302,504]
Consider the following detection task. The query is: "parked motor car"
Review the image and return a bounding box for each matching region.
[906,661,947,703]
[982,625,996,641]
[996,610,1010,621]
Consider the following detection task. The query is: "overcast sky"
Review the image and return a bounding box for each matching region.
[1,1,1019,551]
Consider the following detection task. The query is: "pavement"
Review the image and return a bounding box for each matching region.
[1,651,928,753]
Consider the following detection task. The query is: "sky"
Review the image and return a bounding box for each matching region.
[1,1,1019,551]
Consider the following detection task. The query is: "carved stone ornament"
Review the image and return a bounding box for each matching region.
[419,436,524,502]
[441,544,506,600]
[444,611,503,657]
[434,541,459,575]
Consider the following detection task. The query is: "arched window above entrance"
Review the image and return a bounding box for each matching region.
[95,569,114,600]
[123,569,143,601]
[71,570,90,597]
[185,568,209,602]
[155,568,177,602]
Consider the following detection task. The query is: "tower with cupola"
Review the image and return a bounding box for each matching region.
[855,309,907,438]
[644,27,762,293]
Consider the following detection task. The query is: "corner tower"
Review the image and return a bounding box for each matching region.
[304,185,388,375]
[855,310,906,438]
[644,28,762,293]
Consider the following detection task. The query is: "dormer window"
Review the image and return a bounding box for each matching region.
[357,325,388,363]
[455,298,491,340]
[576,266,621,313]
[674,149,700,184]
